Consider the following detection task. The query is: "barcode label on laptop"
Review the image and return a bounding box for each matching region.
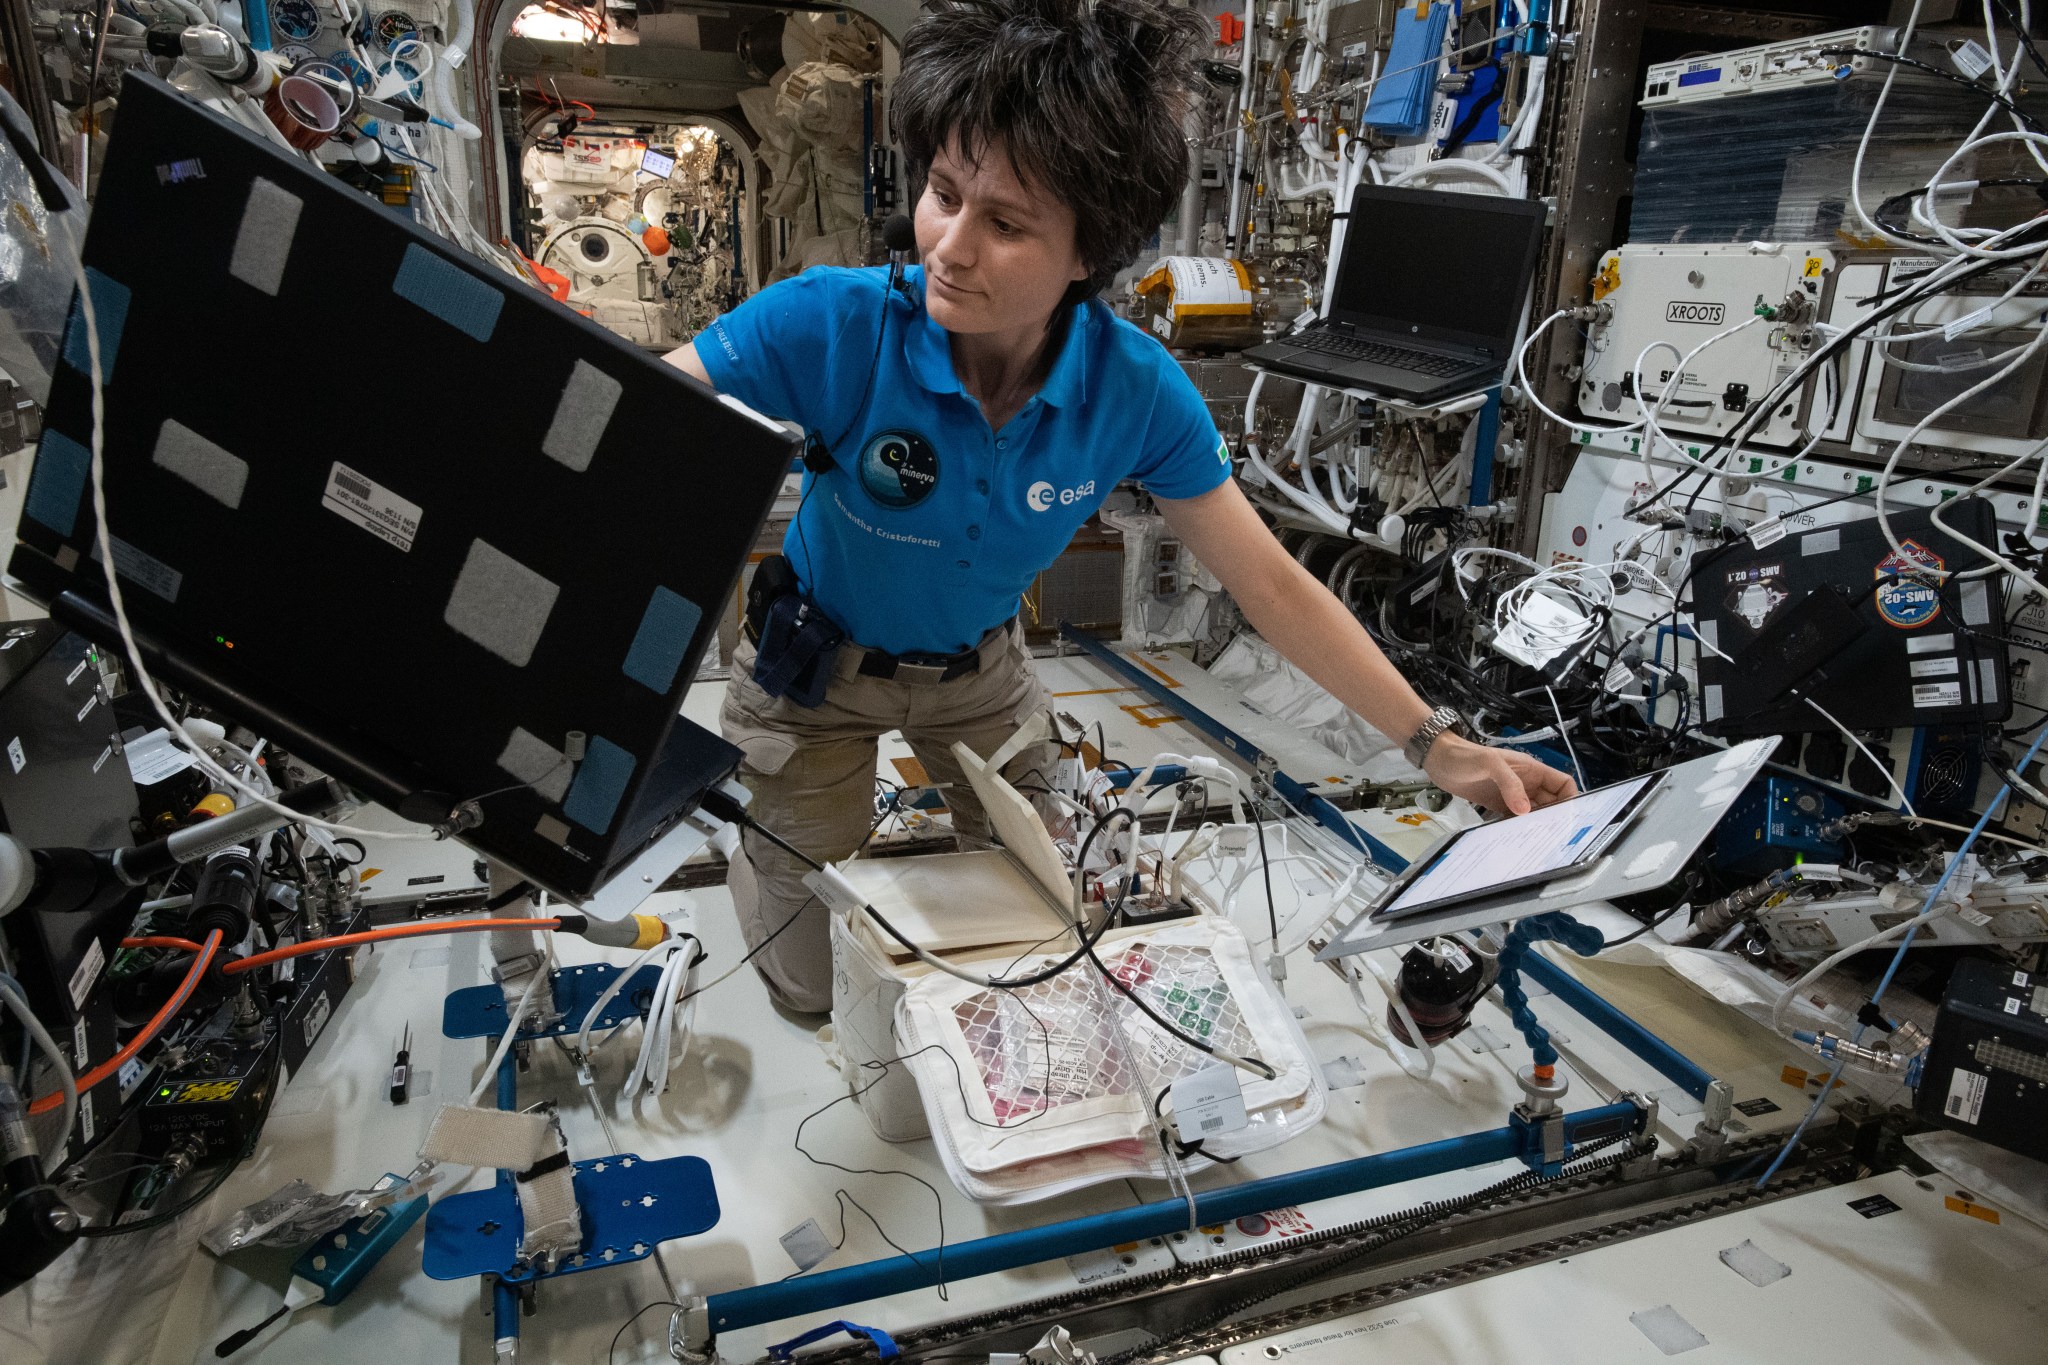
[1913,681,1963,708]
[323,462,422,552]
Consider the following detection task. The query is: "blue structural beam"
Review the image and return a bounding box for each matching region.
[705,1102,1643,1333]
[1467,390,1502,508]
[1055,624,1408,869]
[492,1054,521,1349]
[1517,954,1715,1101]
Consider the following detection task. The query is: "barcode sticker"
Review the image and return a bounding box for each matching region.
[1951,38,1994,80]
[1749,518,1787,549]
[1943,1067,1987,1125]
[322,462,422,552]
[1913,681,1963,708]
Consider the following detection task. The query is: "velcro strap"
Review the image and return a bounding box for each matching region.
[516,1150,572,1184]
[421,1105,554,1170]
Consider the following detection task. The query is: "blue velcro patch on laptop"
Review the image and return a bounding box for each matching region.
[24,431,91,536]
[61,268,132,382]
[622,587,702,695]
[392,243,503,342]
[562,734,638,835]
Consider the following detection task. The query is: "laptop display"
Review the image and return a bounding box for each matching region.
[1327,184,1547,353]
[10,73,798,901]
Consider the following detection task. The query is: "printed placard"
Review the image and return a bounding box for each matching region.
[322,462,422,552]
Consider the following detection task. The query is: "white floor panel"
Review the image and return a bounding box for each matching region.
[1218,1170,2048,1365]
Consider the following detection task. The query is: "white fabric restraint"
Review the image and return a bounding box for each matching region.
[422,1105,584,1268]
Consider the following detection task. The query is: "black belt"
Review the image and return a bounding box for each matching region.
[853,642,983,683]
[744,616,1008,684]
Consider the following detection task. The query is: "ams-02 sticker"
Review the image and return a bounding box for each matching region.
[1875,539,1944,628]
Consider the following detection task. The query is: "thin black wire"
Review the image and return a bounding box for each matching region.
[608,1300,683,1365]
[790,1051,955,1300]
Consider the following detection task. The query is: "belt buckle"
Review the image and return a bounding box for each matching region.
[897,661,950,685]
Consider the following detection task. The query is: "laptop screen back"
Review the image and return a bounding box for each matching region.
[1327,185,1545,351]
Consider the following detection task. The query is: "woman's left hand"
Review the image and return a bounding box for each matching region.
[1421,733,1578,815]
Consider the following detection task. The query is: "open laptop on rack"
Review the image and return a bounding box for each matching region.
[1244,183,1547,404]
[9,73,798,905]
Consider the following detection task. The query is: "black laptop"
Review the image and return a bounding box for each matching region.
[1691,499,2011,737]
[10,73,799,901]
[1244,184,1546,403]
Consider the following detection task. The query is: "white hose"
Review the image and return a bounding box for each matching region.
[1487,54,1546,167]
[1345,956,1436,1079]
[443,0,474,62]
[1386,157,1517,196]
[0,976,77,1152]
[624,944,699,1101]
[430,58,482,141]
[1224,0,1256,249]
[577,936,676,1059]
[467,968,547,1106]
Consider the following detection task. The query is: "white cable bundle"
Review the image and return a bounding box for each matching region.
[622,941,700,1102]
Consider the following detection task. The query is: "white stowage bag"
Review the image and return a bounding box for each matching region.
[895,916,1327,1205]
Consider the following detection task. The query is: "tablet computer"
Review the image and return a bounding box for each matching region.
[1371,770,1667,922]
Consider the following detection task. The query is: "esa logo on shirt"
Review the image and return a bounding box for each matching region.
[1026,479,1097,512]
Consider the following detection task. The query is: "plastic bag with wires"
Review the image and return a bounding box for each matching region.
[895,915,1325,1204]
[0,85,85,406]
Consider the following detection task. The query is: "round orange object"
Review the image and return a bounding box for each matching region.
[190,793,235,821]
[642,225,670,256]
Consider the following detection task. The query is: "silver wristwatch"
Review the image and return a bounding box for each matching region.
[1403,704,1465,769]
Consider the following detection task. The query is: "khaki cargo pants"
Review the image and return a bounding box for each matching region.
[720,619,1056,1014]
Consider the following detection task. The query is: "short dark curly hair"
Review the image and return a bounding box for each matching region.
[890,0,1209,307]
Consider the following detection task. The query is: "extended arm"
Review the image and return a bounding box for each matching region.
[1156,480,1576,814]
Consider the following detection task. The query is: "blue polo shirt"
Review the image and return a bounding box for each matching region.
[696,265,1230,655]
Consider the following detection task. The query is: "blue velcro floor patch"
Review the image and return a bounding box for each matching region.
[61,267,132,383]
[392,243,503,342]
[622,587,702,695]
[24,431,91,536]
[562,734,638,835]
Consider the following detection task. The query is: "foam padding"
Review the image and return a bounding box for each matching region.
[497,726,573,804]
[392,243,504,342]
[541,360,623,472]
[61,267,131,382]
[443,538,560,667]
[621,586,702,695]
[561,734,636,835]
[228,177,301,296]
[23,431,91,536]
[153,419,249,509]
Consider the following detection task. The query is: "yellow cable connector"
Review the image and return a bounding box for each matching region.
[628,913,668,950]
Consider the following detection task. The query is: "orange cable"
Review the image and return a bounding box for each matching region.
[31,931,222,1116]
[219,917,562,976]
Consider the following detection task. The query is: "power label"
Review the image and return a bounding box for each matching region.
[322,463,422,552]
